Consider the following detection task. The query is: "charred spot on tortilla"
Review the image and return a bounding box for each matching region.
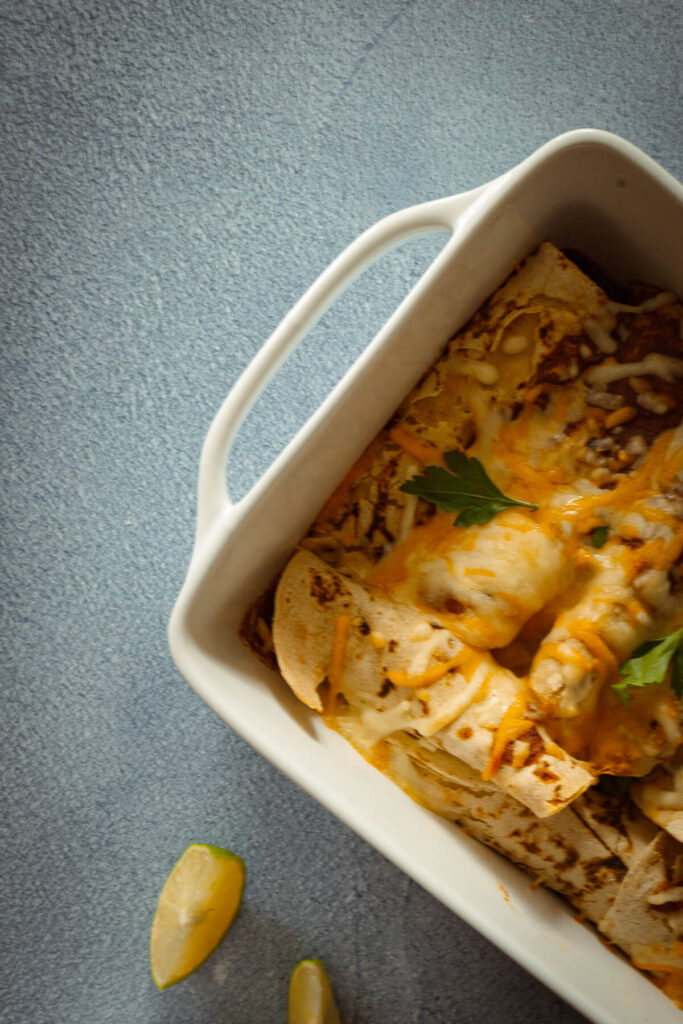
[534,767,560,784]
[310,571,347,606]
[242,242,683,1008]
[553,843,580,873]
[584,855,625,888]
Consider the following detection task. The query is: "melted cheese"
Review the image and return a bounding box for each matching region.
[414,664,490,737]
[305,251,683,800]
[450,355,499,385]
[389,425,442,465]
[604,405,636,429]
[606,291,678,314]
[583,317,617,354]
[360,700,414,742]
[327,614,350,711]
[370,506,567,650]
[369,379,682,757]
[501,333,529,355]
[386,651,474,689]
[415,512,565,648]
[358,655,492,743]
[482,694,534,780]
[585,353,683,387]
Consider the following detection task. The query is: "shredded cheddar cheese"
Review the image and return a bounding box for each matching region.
[536,641,595,673]
[570,626,619,679]
[327,614,351,714]
[388,425,443,465]
[483,695,534,781]
[386,649,476,689]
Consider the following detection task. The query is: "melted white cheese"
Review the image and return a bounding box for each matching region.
[416,511,564,647]
[501,333,529,355]
[636,392,671,414]
[583,317,617,354]
[360,700,414,742]
[606,292,678,314]
[648,886,683,905]
[450,354,499,385]
[415,665,489,737]
[585,353,683,387]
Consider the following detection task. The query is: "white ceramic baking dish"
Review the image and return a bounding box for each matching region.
[169,130,683,1024]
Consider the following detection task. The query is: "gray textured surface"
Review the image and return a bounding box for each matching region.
[1,2,682,1022]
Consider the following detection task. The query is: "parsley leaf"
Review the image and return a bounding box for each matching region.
[400,451,538,527]
[612,627,683,706]
[591,525,608,548]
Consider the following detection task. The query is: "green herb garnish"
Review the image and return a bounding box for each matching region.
[400,451,538,527]
[591,525,608,548]
[612,627,683,706]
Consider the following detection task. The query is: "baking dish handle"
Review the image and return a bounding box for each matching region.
[196,183,491,543]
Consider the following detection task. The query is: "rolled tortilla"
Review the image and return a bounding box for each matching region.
[273,549,468,713]
[384,734,683,974]
[598,832,683,959]
[384,733,624,925]
[572,788,659,868]
[273,550,594,817]
[631,767,683,844]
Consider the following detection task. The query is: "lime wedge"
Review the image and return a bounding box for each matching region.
[288,958,341,1024]
[150,843,245,989]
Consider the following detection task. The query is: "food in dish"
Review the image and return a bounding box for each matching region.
[242,243,683,1007]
